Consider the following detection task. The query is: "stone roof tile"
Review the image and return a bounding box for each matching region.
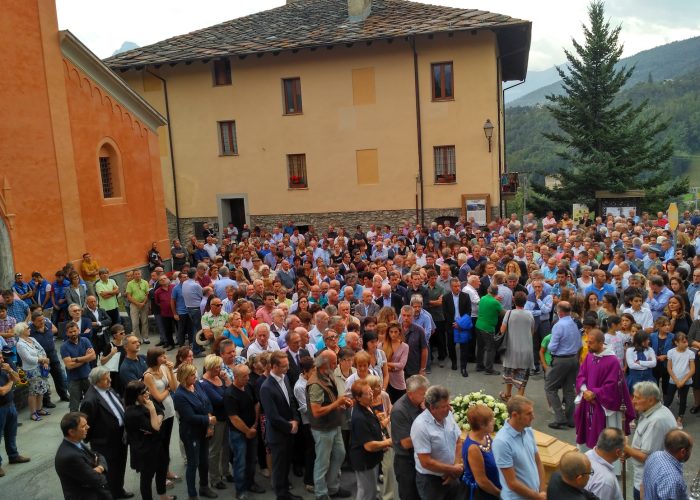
[105,0,530,79]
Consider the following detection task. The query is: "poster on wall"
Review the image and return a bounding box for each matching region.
[461,194,490,226]
[604,206,636,218]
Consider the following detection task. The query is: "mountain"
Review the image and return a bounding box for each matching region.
[112,41,139,56]
[503,66,561,103]
[509,36,700,107]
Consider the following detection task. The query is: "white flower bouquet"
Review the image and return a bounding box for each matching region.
[451,391,509,432]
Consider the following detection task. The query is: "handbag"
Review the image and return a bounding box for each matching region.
[494,311,510,354]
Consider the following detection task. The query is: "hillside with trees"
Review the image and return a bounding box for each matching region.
[507,66,700,186]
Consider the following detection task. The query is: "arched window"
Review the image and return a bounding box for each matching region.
[97,141,123,199]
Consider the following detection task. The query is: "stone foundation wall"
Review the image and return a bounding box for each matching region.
[175,216,219,241]
[173,205,502,240]
[250,208,464,231]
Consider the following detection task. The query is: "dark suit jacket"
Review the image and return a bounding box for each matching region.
[259,375,299,445]
[375,293,403,315]
[285,348,310,387]
[55,439,111,500]
[83,307,112,353]
[442,291,472,324]
[80,386,124,448]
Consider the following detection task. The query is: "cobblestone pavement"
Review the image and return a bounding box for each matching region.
[3,345,698,498]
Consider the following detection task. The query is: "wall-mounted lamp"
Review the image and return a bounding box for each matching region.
[483,119,494,153]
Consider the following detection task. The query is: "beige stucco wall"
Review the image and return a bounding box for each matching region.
[120,30,502,219]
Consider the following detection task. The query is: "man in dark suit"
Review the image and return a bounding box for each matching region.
[55,411,112,500]
[284,329,310,388]
[79,367,132,499]
[83,295,113,356]
[442,278,472,376]
[284,328,311,477]
[478,261,497,297]
[376,284,403,315]
[259,351,302,500]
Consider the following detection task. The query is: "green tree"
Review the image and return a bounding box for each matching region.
[532,1,686,213]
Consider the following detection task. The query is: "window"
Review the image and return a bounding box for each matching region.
[431,62,454,100]
[434,146,456,183]
[287,154,307,188]
[213,58,232,86]
[99,157,114,197]
[218,121,238,155]
[283,78,303,114]
[97,142,122,199]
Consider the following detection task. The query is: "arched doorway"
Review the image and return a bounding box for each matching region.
[0,217,14,289]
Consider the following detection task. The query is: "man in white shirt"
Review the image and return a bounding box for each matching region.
[584,428,624,500]
[203,236,219,260]
[623,294,654,333]
[308,311,329,346]
[246,323,280,359]
[462,275,481,319]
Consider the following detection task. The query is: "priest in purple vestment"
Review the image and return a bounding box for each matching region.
[575,329,635,449]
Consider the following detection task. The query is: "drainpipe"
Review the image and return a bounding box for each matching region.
[410,37,425,226]
[146,70,181,241]
[495,57,504,219]
[502,79,525,179]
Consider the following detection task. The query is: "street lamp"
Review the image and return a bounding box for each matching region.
[483,119,494,153]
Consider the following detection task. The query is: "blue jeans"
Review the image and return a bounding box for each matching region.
[182,436,209,497]
[187,307,203,354]
[0,403,19,466]
[311,427,345,497]
[229,430,255,493]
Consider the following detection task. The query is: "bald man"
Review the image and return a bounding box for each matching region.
[546,451,596,499]
[344,331,361,353]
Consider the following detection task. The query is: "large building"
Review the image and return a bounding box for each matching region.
[107,0,531,238]
[0,0,169,286]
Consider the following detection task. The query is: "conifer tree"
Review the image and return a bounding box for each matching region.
[532,1,686,212]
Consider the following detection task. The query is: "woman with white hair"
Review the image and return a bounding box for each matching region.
[15,322,50,420]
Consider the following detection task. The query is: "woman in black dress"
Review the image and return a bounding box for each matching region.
[124,380,175,500]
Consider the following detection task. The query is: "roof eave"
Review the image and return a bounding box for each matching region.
[60,30,167,131]
[107,21,532,75]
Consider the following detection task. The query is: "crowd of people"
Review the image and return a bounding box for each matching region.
[0,209,700,499]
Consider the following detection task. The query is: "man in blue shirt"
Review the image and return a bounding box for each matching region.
[641,429,692,500]
[493,395,546,500]
[11,274,33,306]
[545,302,581,430]
[60,322,96,412]
[584,269,616,301]
[646,276,674,321]
[170,271,192,347]
[1,290,28,324]
[181,269,204,355]
[29,272,52,309]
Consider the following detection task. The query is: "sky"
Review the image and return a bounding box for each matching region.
[56,0,700,72]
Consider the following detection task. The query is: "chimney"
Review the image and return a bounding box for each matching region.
[348,0,371,22]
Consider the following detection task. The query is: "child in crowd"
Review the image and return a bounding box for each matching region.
[650,316,675,395]
[619,313,636,338]
[579,315,598,364]
[664,333,695,429]
[604,315,629,367]
[626,331,657,393]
